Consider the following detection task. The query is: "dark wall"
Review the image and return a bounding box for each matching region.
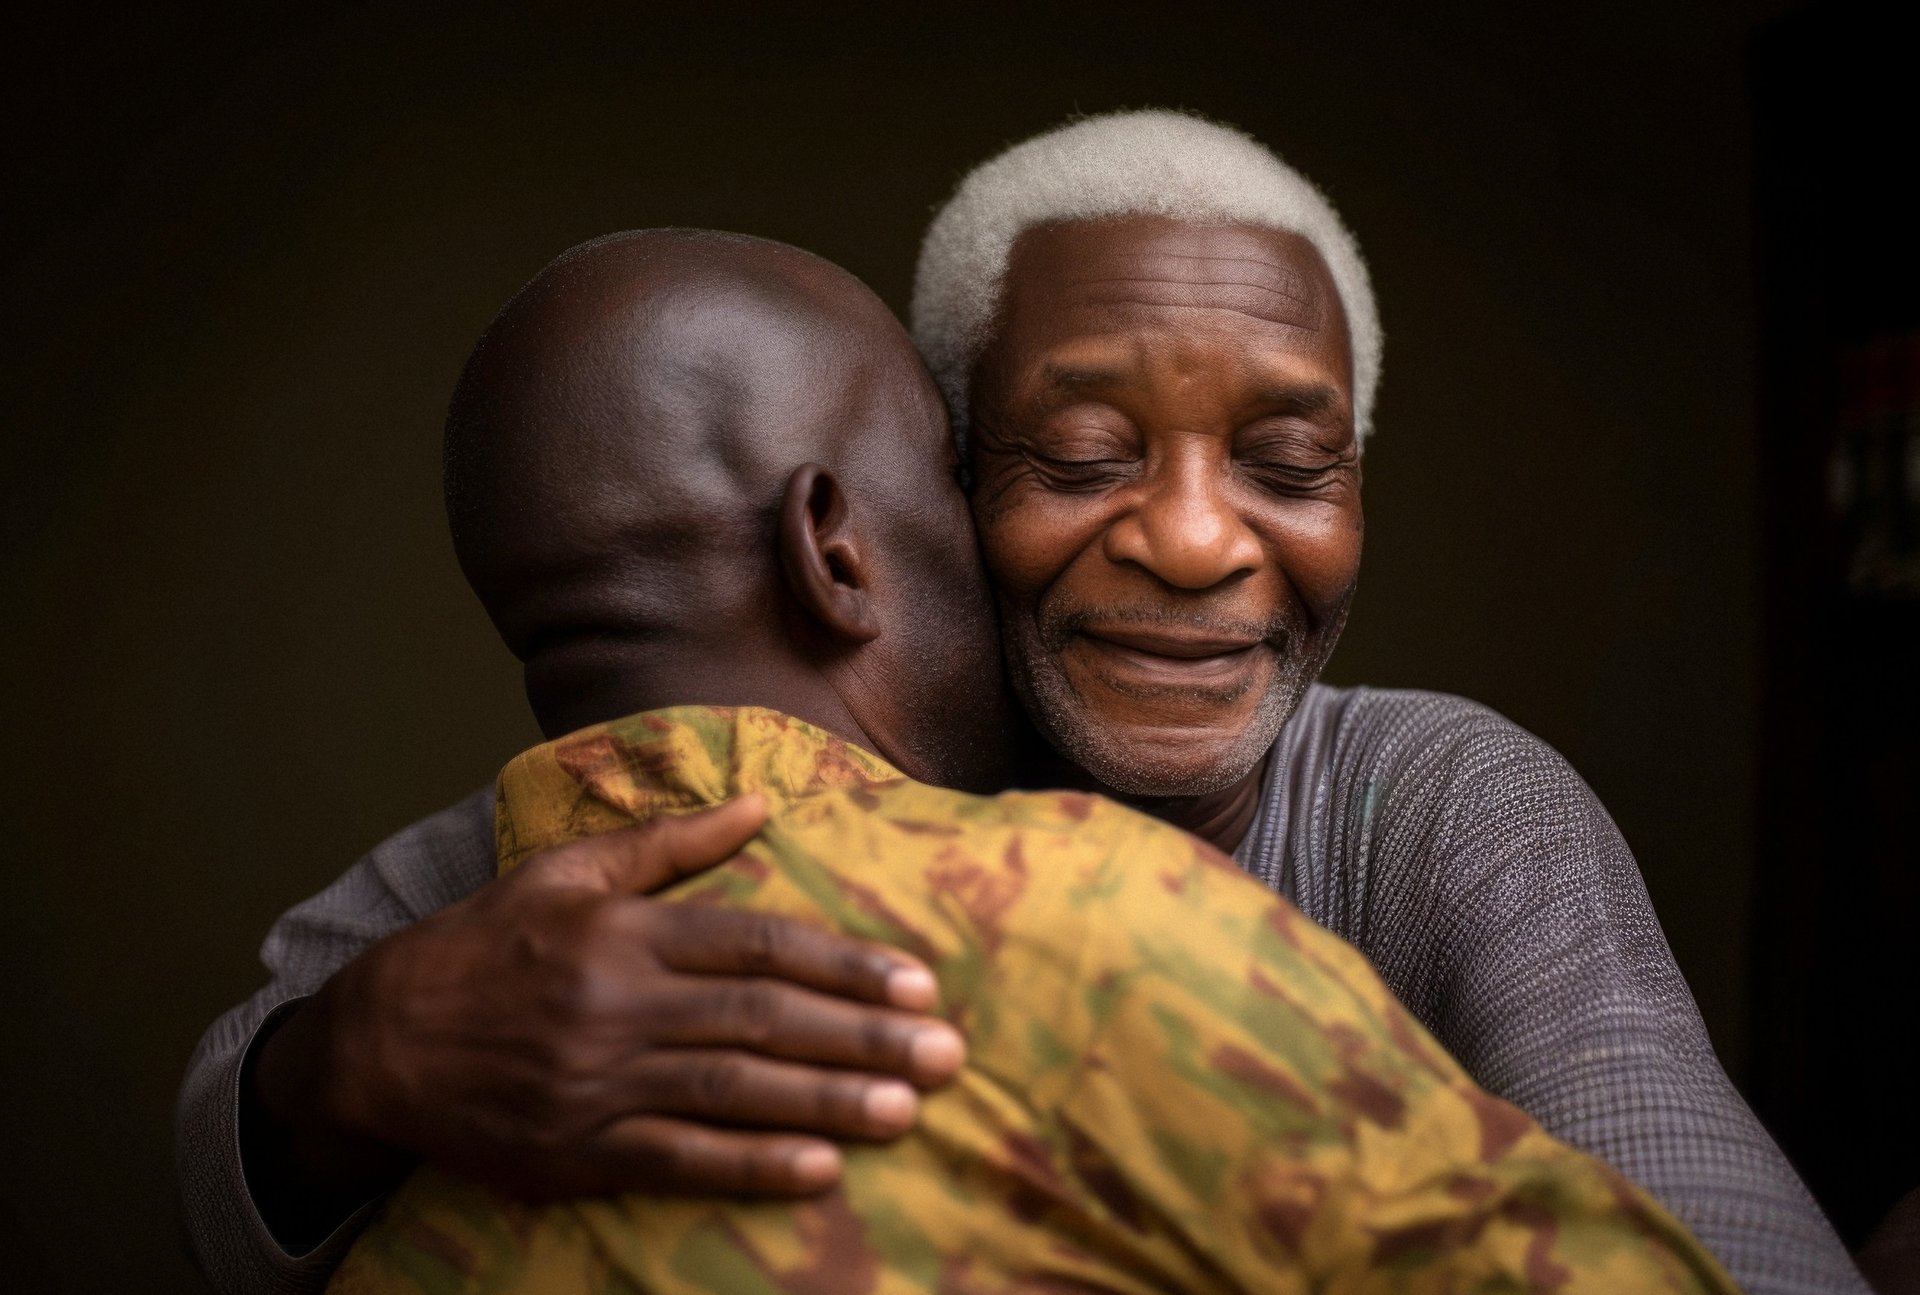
[1,3,1793,1287]
[1750,4,1920,1248]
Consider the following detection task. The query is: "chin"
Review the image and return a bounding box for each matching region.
[1011,647,1304,800]
[1056,713,1269,799]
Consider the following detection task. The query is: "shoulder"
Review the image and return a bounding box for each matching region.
[1313,683,1555,762]
[1293,690,1669,1038]
[986,785,1217,864]
[255,785,498,983]
[1309,685,1594,824]
[1292,685,1633,923]
[986,786,1283,936]
[358,785,498,914]
[366,784,496,865]
[872,779,1250,909]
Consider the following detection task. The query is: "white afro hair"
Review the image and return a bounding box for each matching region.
[911,109,1382,449]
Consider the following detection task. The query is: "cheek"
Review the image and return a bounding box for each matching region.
[1261,501,1363,610]
[972,489,1103,605]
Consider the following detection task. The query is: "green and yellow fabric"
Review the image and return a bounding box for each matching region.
[331,706,1734,1294]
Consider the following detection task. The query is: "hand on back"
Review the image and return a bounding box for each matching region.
[257,796,964,1205]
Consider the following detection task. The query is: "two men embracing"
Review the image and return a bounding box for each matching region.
[180,111,1867,1294]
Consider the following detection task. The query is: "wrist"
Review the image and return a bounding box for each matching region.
[286,964,379,1145]
[246,965,415,1217]
[238,997,391,1252]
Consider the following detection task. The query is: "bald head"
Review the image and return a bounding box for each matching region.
[449,230,944,637]
[445,230,1010,789]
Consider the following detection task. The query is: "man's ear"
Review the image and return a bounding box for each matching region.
[777,464,880,645]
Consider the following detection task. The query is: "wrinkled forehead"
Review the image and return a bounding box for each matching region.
[987,217,1354,412]
[1011,217,1335,324]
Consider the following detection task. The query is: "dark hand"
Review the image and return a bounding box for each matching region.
[249,795,963,1233]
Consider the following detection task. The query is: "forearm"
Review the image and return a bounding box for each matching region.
[175,787,496,1294]
[178,998,382,1295]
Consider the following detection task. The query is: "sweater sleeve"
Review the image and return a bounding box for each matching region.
[174,787,497,1295]
[1325,690,1867,1295]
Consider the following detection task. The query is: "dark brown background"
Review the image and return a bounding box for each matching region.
[3,2,1897,1289]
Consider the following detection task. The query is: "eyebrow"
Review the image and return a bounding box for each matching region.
[1249,383,1345,419]
[1033,361,1128,394]
[1029,367,1349,419]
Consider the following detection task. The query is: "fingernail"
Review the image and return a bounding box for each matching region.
[909,1025,966,1075]
[885,965,938,1009]
[863,1081,918,1128]
[790,1143,841,1184]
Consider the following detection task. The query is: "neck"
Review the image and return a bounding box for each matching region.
[1014,735,1270,855]
[1129,761,1270,855]
[531,647,881,758]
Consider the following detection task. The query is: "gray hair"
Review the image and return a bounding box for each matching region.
[910,109,1382,449]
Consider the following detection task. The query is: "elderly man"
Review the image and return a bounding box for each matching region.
[177,113,1867,1294]
[908,112,1865,1294]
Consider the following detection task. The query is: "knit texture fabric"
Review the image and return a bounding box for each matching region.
[1235,685,1865,1294]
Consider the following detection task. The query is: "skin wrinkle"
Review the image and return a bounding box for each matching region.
[1061,293,1328,335]
[969,216,1361,840]
[1074,274,1317,297]
[1072,278,1321,312]
[1057,252,1327,331]
[1015,332,1349,420]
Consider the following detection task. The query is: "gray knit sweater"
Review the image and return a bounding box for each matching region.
[176,684,1867,1292]
[1234,685,1864,1293]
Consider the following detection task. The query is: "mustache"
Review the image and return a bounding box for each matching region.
[1038,602,1296,650]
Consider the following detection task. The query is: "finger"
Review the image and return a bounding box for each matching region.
[563,1116,843,1199]
[631,1049,920,1140]
[645,977,966,1085]
[619,795,771,893]
[647,905,940,1011]
[527,795,771,895]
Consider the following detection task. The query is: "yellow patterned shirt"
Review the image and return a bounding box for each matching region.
[331,706,1735,1294]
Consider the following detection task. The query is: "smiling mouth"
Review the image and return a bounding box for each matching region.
[1068,625,1272,696]
[1080,626,1265,659]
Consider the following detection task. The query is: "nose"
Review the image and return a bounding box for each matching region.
[1103,458,1263,590]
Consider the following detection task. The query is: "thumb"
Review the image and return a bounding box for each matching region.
[526,794,771,896]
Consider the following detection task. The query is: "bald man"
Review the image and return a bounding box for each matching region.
[184,236,981,1292]
[322,230,1732,1293]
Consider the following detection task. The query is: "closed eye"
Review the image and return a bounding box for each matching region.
[1244,458,1347,495]
[1028,449,1134,489]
